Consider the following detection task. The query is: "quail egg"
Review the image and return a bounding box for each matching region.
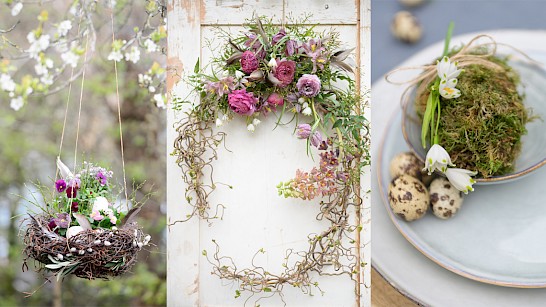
[429,177,464,219]
[389,152,423,180]
[391,11,423,44]
[388,174,429,221]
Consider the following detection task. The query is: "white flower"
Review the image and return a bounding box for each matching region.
[148,86,156,93]
[10,96,24,111]
[445,168,477,194]
[221,114,229,121]
[234,70,244,79]
[143,235,151,245]
[437,56,462,80]
[11,2,23,16]
[215,118,223,127]
[268,58,277,67]
[0,74,16,92]
[57,20,72,37]
[26,33,50,59]
[252,118,261,126]
[144,39,158,53]
[61,50,79,68]
[423,144,455,174]
[112,226,118,231]
[93,196,110,212]
[153,94,166,109]
[439,77,461,99]
[107,50,123,62]
[298,97,306,104]
[247,124,255,132]
[124,46,141,63]
[40,75,54,86]
[302,107,312,116]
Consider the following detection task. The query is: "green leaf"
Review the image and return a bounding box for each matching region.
[234,290,241,298]
[442,22,455,57]
[263,287,272,292]
[194,58,200,74]
[332,119,343,129]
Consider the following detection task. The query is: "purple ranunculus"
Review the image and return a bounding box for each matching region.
[296,74,321,97]
[227,89,258,115]
[267,93,284,107]
[311,131,323,147]
[296,124,312,139]
[240,51,259,74]
[53,213,71,228]
[273,59,296,87]
[66,186,77,198]
[55,179,67,193]
[96,171,107,186]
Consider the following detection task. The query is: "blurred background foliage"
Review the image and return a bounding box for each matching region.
[0,0,166,306]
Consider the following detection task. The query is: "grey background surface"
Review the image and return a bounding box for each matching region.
[372,0,546,82]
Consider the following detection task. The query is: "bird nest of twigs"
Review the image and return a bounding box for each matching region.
[22,214,148,280]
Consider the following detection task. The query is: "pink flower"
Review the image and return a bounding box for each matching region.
[311,131,323,147]
[296,74,321,97]
[302,38,328,73]
[240,51,259,74]
[90,210,104,221]
[109,213,117,224]
[272,59,296,87]
[267,93,284,106]
[227,89,258,115]
[272,29,286,45]
[296,124,312,139]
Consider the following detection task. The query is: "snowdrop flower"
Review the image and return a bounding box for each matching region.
[11,2,23,16]
[252,118,261,126]
[445,168,477,194]
[61,50,79,68]
[215,118,223,127]
[153,93,166,109]
[234,70,245,79]
[0,74,16,92]
[107,50,123,62]
[302,107,312,116]
[26,33,50,59]
[247,123,255,132]
[57,20,72,37]
[10,96,24,111]
[423,144,454,174]
[221,114,229,121]
[439,77,461,99]
[144,39,158,53]
[436,56,462,80]
[268,58,277,67]
[124,46,141,64]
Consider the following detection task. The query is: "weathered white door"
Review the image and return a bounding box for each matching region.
[167,1,370,306]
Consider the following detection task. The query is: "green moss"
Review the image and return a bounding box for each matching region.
[417,55,528,178]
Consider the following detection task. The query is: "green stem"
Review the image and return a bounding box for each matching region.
[442,22,454,57]
[434,95,441,144]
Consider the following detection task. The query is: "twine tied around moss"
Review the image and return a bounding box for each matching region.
[385,34,541,106]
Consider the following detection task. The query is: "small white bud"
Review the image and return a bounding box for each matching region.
[87,248,93,253]
[302,107,312,116]
[235,70,244,79]
[94,240,101,245]
[252,118,261,126]
[298,97,306,104]
[112,226,118,231]
[137,242,143,248]
[57,254,63,260]
[70,247,77,253]
[66,253,72,257]
[215,118,223,127]
[247,124,255,132]
[104,241,112,246]
[79,250,85,255]
[268,58,277,67]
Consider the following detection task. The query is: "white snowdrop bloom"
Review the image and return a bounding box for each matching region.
[247,123,255,132]
[252,118,261,126]
[107,50,123,62]
[298,97,306,104]
[234,70,244,79]
[148,86,156,93]
[10,96,24,111]
[302,107,312,116]
[11,2,23,16]
[57,20,72,37]
[439,77,461,99]
[215,118,223,127]
[0,74,16,92]
[61,51,79,68]
[124,46,141,64]
[144,39,159,53]
[423,144,455,174]
[444,168,477,194]
[154,94,166,109]
[268,58,277,67]
[437,56,462,80]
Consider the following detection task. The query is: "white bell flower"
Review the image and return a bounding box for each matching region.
[423,144,454,174]
[436,56,462,80]
[247,124,255,132]
[445,168,477,194]
[439,77,461,99]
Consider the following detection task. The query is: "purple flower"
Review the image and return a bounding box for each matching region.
[296,74,321,97]
[68,177,80,189]
[204,76,236,97]
[240,51,259,74]
[296,124,312,139]
[53,213,71,228]
[244,34,266,59]
[285,40,297,56]
[66,186,77,198]
[71,201,79,212]
[96,172,107,186]
[272,59,296,87]
[302,38,328,72]
[227,89,258,115]
[267,93,284,107]
[311,131,323,147]
[55,179,67,193]
[272,29,286,45]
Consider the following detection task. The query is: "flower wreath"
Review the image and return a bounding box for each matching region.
[171,16,369,301]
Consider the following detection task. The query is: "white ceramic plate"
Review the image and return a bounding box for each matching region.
[372,30,546,306]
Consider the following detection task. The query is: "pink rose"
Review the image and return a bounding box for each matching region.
[273,59,296,87]
[267,93,284,106]
[240,51,259,74]
[228,89,258,115]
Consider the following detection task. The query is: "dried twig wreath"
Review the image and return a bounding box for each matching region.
[171,16,369,302]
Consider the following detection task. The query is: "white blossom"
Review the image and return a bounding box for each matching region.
[107,50,123,62]
[124,46,141,64]
[0,74,16,92]
[40,74,54,86]
[11,2,23,16]
[423,144,454,174]
[26,33,50,59]
[268,58,277,67]
[252,118,261,126]
[61,50,80,68]
[57,20,73,37]
[144,39,158,53]
[154,94,166,109]
[10,96,24,111]
[148,86,156,93]
[302,107,312,116]
[439,77,461,99]
[437,56,462,80]
[234,70,244,79]
[221,114,229,121]
[445,168,477,194]
[247,123,255,132]
[215,118,223,127]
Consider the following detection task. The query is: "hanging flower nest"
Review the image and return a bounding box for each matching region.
[22,158,150,280]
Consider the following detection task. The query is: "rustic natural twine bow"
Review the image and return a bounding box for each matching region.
[385,34,541,106]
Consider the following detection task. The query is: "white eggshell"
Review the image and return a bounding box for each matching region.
[388,174,429,221]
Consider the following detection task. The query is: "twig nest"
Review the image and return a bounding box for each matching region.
[398,0,427,7]
[389,152,423,180]
[391,11,423,44]
[388,174,429,221]
[429,177,464,219]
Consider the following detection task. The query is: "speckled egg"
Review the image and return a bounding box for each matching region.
[389,152,423,180]
[398,0,427,8]
[388,174,429,221]
[391,11,423,44]
[429,177,464,219]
